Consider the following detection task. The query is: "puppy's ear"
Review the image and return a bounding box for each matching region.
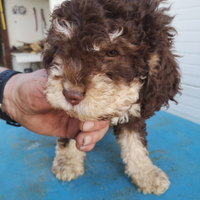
[141,51,181,119]
[52,19,75,40]
[42,42,58,70]
[42,1,79,70]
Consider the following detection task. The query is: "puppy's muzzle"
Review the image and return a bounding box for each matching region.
[62,89,84,106]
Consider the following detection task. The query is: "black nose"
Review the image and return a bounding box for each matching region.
[62,89,84,105]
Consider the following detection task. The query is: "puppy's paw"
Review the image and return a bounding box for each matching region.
[52,156,85,181]
[133,166,170,195]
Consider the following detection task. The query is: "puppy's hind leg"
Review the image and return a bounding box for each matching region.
[52,138,86,181]
[114,119,170,195]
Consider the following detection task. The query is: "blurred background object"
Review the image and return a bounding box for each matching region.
[0,0,50,72]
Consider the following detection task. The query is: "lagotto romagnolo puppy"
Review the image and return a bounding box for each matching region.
[42,0,181,195]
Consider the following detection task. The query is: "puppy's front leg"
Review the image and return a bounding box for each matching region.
[52,138,86,181]
[114,119,170,195]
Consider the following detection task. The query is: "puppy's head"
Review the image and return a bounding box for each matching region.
[43,0,180,121]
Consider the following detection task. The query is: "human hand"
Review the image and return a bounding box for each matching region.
[2,68,109,151]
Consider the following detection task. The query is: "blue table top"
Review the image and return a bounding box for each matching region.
[0,111,200,200]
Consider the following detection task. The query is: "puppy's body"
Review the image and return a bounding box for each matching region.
[43,0,180,195]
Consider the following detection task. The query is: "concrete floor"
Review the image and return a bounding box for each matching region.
[0,111,200,200]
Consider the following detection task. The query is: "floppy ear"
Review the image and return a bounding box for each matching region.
[42,1,79,70]
[42,10,63,70]
[140,51,181,119]
[138,2,182,119]
[42,42,58,70]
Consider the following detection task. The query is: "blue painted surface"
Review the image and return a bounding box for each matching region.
[0,111,200,200]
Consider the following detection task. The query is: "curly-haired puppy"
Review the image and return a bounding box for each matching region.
[43,0,181,195]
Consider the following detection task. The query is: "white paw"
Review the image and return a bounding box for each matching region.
[52,156,85,181]
[133,166,170,195]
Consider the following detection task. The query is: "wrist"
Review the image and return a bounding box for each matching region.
[2,74,18,120]
[0,69,22,125]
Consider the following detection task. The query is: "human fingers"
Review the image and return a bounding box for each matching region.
[75,123,109,151]
[78,143,96,152]
[79,120,109,132]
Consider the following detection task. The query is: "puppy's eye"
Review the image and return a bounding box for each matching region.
[106,50,118,57]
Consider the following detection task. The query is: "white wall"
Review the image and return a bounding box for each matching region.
[162,0,200,124]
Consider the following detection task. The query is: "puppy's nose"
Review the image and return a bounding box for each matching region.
[62,89,84,105]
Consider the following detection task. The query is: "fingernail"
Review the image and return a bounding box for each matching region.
[82,121,94,131]
[82,135,92,146]
[79,146,87,150]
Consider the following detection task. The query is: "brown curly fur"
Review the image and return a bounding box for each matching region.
[43,0,181,119]
[42,0,181,195]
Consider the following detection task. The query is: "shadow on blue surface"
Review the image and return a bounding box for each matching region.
[0,111,200,200]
